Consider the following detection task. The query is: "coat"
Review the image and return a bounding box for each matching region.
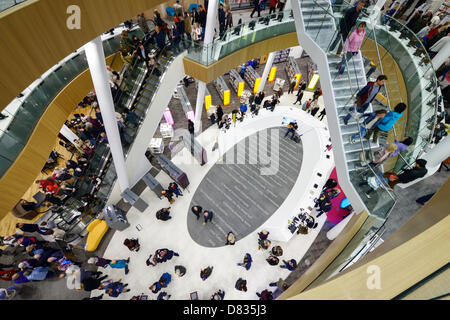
[339,6,361,36]
[377,111,403,131]
[184,16,192,34]
[344,28,365,53]
[356,81,380,106]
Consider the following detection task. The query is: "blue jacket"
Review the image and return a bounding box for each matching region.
[240,104,247,113]
[159,272,172,287]
[377,111,403,131]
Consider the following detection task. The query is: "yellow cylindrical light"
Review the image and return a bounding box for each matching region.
[268,66,277,82]
[223,90,230,106]
[308,74,320,90]
[253,77,261,93]
[237,81,245,97]
[204,94,212,110]
[294,73,302,88]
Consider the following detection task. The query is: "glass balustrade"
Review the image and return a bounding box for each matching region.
[185,9,296,66]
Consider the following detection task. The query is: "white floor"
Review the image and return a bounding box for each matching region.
[91,91,335,300]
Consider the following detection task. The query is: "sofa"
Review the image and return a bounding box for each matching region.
[85,219,109,252]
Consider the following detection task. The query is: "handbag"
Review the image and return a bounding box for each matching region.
[297,225,308,235]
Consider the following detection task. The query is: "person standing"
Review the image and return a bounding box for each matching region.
[225,232,236,245]
[288,78,296,94]
[191,205,203,220]
[250,0,262,18]
[137,13,150,35]
[169,182,183,197]
[329,1,365,55]
[343,75,388,125]
[309,99,320,117]
[161,190,175,204]
[293,80,306,105]
[184,12,192,42]
[199,5,207,40]
[318,108,327,121]
[191,7,200,26]
[278,0,286,12]
[202,210,214,226]
[188,119,195,135]
[225,9,233,31]
[269,0,278,14]
[174,0,183,17]
[280,259,297,271]
[218,4,226,36]
[336,22,366,78]
[216,105,224,124]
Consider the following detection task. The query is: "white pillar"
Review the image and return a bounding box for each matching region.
[84,36,130,192]
[195,0,219,133]
[425,42,450,79]
[285,0,292,11]
[258,52,276,93]
[194,81,206,132]
[422,135,450,168]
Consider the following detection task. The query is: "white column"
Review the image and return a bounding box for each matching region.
[194,81,206,132]
[422,135,450,168]
[425,42,450,79]
[84,36,130,192]
[285,0,292,11]
[195,0,219,133]
[258,52,276,93]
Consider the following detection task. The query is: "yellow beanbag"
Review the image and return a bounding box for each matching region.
[85,219,109,252]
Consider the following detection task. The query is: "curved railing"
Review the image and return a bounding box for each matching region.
[185,9,296,65]
[0,0,27,13]
[0,28,145,177]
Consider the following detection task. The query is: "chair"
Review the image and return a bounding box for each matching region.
[166,7,175,17]
[11,200,38,220]
[189,4,198,13]
[85,219,109,252]
[33,191,47,206]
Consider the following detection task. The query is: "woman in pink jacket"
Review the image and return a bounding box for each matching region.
[336,22,366,78]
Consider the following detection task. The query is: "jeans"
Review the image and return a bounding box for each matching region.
[284,128,295,139]
[329,31,346,54]
[337,52,357,75]
[343,102,370,124]
[350,125,368,141]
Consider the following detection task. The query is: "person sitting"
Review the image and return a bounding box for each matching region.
[266,255,280,266]
[258,230,269,240]
[235,278,247,292]
[200,266,213,281]
[284,121,298,139]
[156,207,172,221]
[271,245,283,257]
[123,238,140,252]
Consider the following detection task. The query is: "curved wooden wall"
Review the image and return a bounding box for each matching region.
[183,32,300,83]
[0,0,165,110]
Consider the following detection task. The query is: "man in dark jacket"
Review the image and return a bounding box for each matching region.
[155,28,166,51]
[199,5,207,40]
[135,43,149,64]
[385,159,428,189]
[343,74,387,125]
[250,0,261,18]
[218,4,226,36]
[329,1,365,54]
